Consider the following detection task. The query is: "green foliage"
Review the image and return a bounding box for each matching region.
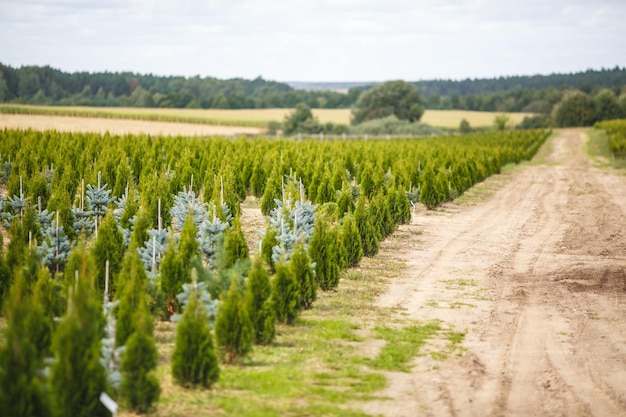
[594,89,624,121]
[215,277,254,363]
[261,224,279,272]
[0,273,50,417]
[493,114,510,131]
[119,317,160,414]
[283,103,323,135]
[459,118,471,133]
[92,210,125,295]
[49,245,109,417]
[419,168,441,210]
[171,283,219,388]
[272,262,300,324]
[308,219,339,290]
[160,235,186,317]
[223,214,249,269]
[178,212,199,272]
[352,80,425,124]
[596,119,626,158]
[518,114,549,130]
[369,192,394,240]
[336,186,355,218]
[349,115,441,136]
[341,214,363,268]
[245,257,276,345]
[552,91,597,127]
[354,197,379,257]
[289,242,316,310]
[115,250,151,347]
[0,253,12,309]
[261,170,282,216]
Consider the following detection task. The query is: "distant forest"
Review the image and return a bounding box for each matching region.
[1,63,625,113]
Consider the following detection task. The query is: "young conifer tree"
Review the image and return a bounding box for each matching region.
[171,281,219,388]
[308,218,339,290]
[119,304,160,414]
[289,242,316,310]
[354,197,379,257]
[341,214,363,268]
[245,256,276,344]
[115,250,151,347]
[49,245,109,417]
[92,211,125,295]
[223,214,249,268]
[215,277,254,363]
[160,234,185,317]
[260,169,282,216]
[261,225,279,273]
[0,273,50,417]
[178,212,200,273]
[272,262,299,324]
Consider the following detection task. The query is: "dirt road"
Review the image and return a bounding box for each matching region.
[368,129,626,417]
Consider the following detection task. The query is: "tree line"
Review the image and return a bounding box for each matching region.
[2,63,625,126]
[0,63,357,109]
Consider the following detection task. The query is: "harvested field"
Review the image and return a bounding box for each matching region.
[0,113,262,136]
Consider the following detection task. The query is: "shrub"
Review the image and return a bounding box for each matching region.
[341,214,363,268]
[289,242,316,310]
[245,257,276,344]
[272,262,299,324]
[215,278,254,363]
[308,219,339,290]
[171,283,219,388]
[119,327,160,413]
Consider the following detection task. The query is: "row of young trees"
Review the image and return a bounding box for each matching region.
[596,119,626,158]
[0,127,550,415]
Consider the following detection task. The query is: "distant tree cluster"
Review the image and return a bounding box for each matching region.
[0,63,356,109]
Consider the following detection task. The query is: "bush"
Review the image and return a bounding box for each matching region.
[352,80,425,124]
[341,214,363,268]
[552,91,597,127]
[308,219,339,290]
[223,214,249,268]
[289,243,316,310]
[272,263,299,324]
[349,115,441,136]
[215,278,254,363]
[0,274,51,417]
[171,284,219,388]
[119,329,160,413]
[354,197,379,257]
[245,257,276,344]
[49,245,109,417]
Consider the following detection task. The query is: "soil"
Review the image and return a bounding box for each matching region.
[365,129,626,417]
[0,114,262,136]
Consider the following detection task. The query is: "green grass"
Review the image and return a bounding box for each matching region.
[367,322,441,372]
[586,128,626,170]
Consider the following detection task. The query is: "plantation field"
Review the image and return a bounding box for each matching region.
[0,127,550,416]
[0,104,533,130]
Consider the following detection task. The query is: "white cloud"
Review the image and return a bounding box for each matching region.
[0,0,624,81]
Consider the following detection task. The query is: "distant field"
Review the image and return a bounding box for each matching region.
[0,104,534,131]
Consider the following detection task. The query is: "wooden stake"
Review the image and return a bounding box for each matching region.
[104,260,110,304]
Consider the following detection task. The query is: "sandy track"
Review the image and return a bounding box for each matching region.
[368,129,626,417]
[0,114,263,136]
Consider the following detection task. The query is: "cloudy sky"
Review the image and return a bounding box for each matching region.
[1,0,625,82]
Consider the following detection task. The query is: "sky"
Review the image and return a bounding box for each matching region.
[1,0,625,83]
